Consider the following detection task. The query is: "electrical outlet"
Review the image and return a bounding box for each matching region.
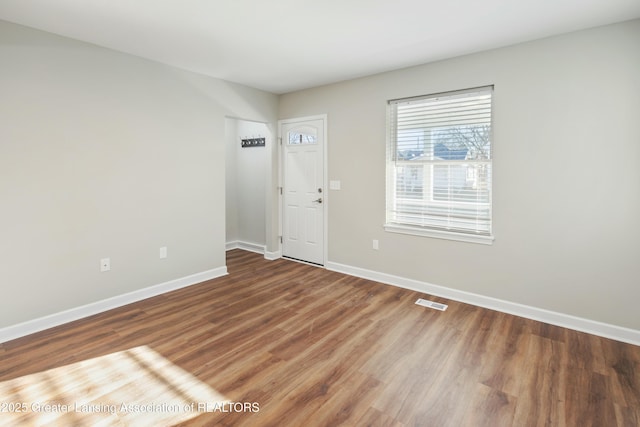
[159,246,167,259]
[372,239,379,250]
[100,258,110,272]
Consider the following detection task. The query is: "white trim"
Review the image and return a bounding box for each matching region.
[0,267,228,344]
[326,261,640,346]
[226,240,265,254]
[277,114,329,266]
[384,223,494,245]
[264,250,282,260]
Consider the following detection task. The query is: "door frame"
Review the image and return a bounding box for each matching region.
[277,114,328,266]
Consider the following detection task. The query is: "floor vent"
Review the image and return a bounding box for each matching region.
[415,298,448,311]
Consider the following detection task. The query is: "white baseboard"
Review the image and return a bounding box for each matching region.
[226,240,281,260]
[326,261,640,346]
[0,266,228,344]
[264,249,282,261]
[226,240,266,254]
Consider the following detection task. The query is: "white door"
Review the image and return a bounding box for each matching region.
[281,118,325,265]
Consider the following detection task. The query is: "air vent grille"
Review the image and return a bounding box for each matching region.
[415,298,448,311]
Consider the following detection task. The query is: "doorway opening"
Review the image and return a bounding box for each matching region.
[225,118,270,254]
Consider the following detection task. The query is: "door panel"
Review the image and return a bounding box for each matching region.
[305,206,318,244]
[287,205,299,241]
[281,119,324,265]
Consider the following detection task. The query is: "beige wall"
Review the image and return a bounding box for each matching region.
[279,19,640,330]
[225,119,240,244]
[0,20,278,328]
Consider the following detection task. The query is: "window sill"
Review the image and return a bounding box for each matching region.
[384,223,494,245]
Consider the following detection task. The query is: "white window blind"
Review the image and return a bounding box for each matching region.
[386,86,493,243]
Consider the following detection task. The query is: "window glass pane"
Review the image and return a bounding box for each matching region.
[396,129,428,160]
[395,164,423,199]
[432,125,490,160]
[288,126,317,145]
[432,164,490,203]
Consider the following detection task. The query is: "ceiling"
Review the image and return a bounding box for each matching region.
[1,0,639,94]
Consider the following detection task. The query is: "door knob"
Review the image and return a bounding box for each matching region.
[312,198,323,204]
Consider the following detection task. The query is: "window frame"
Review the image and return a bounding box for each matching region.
[384,86,495,245]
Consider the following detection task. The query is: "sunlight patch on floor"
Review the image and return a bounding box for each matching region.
[0,346,227,426]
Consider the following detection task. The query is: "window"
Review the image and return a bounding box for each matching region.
[288,126,318,145]
[385,86,494,244]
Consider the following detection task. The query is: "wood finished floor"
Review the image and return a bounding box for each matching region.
[1,249,639,426]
